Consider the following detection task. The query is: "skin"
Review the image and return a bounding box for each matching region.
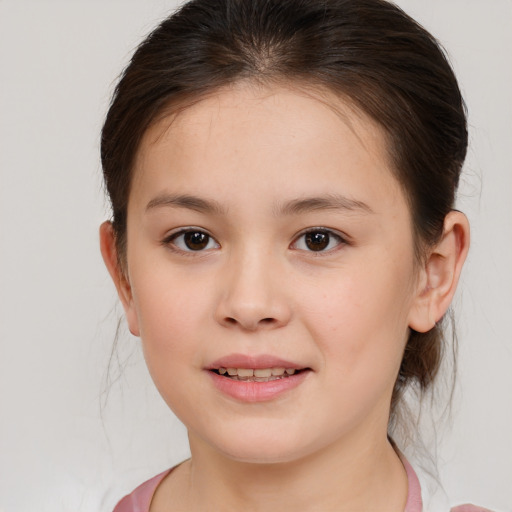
[100,82,469,511]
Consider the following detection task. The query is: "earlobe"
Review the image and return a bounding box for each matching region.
[408,211,470,333]
[99,221,140,336]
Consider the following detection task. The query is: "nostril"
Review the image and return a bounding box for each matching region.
[222,316,277,330]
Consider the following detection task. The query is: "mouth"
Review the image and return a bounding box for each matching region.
[206,354,311,401]
[209,367,308,382]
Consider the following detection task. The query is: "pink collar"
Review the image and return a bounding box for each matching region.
[114,456,424,512]
[400,453,424,512]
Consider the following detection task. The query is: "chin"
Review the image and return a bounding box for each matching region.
[221,446,307,465]
[202,424,320,465]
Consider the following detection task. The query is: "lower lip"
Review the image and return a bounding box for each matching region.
[207,371,310,402]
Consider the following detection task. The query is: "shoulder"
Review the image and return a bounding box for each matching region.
[112,469,172,512]
[400,452,496,512]
[451,506,496,512]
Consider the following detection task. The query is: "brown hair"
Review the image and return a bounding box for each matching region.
[101,0,467,424]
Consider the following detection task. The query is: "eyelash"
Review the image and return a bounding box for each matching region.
[161,227,348,255]
[290,228,348,254]
[162,228,220,254]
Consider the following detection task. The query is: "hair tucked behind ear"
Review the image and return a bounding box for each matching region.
[101,0,467,431]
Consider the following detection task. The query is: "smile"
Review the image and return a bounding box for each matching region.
[211,367,300,382]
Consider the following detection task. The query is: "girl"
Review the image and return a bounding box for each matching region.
[99,0,491,510]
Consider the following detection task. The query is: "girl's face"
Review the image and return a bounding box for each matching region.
[119,83,424,463]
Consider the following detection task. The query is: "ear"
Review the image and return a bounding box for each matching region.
[408,211,470,332]
[99,221,140,336]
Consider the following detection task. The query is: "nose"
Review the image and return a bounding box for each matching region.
[214,249,291,332]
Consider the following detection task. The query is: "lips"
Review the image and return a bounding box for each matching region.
[206,354,311,402]
[207,354,307,371]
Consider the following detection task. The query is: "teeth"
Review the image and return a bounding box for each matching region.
[216,367,299,378]
[254,368,272,378]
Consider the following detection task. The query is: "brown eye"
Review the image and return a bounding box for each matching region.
[305,231,330,251]
[184,231,209,250]
[292,229,345,253]
[167,229,219,252]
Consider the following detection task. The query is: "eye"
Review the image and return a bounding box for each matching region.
[291,228,345,252]
[164,229,220,252]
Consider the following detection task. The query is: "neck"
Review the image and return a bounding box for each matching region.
[169,429,408,512]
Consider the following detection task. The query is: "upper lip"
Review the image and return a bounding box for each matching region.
[206,353,307,370]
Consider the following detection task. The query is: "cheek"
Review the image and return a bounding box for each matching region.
[130,275,216,422]
[299,259,414,376]
[297,270,413,431]
[129,263,213,376]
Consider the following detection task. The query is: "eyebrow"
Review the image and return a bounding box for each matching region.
[145,193,374,216]
[145,193,227,215]
[277,194,374,216]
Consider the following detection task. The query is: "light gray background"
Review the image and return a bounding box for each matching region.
[0,1,510,511]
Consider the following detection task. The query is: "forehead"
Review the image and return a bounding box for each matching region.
[131,82,405,216]
[139,81,391,163]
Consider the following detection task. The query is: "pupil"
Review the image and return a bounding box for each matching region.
[305,231,329,251]
[184,231,208,250]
